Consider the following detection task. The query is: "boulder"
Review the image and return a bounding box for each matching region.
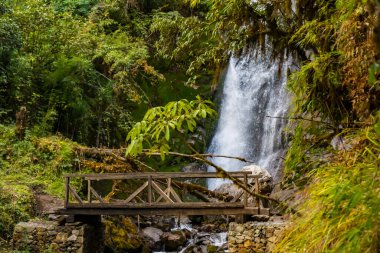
[241,164,272,183]
[161,231,187,251]
[215,165,273,206]
[141,227,163,243]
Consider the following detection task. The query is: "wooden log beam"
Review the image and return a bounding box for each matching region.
[64,172,257,180]
[124,181,149,203]
[90,187,105,204]
[152,181,174,203]
[68,185,83,205]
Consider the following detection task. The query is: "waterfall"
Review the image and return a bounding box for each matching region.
[207,42,294,190]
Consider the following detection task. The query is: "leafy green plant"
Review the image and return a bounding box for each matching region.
[125,96,216,159]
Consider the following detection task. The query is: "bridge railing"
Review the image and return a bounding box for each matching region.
[63,172,262,212]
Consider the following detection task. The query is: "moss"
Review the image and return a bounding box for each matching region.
[104,217,144,253]
[207,245,218,253]
[0,125,80,198]
[0,124,81,239]
[0,183,33,239]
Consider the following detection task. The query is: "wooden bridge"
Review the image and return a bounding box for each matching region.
[56,172,269,217]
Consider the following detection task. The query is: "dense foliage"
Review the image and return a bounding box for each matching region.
[0,0,211,147]
[0,124,78,238]
[1,0,380,252]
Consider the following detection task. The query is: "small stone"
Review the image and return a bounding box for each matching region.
[234,225,245,233]
[72,229,79,236]
[47,231,57,236]
[243,240,252,247]
[55,232,68,242]
[68,234,77,241]
[14,226,24,233]
[37,227,46,232]
[268,236,277,243]
[76,236,84,244]
[274,229,283,236]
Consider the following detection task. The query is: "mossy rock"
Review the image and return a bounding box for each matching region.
[104,217,145,253]
[207,245,218,253]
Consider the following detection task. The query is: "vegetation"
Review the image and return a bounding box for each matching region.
[0,0,380,252]
[0,124,78,238]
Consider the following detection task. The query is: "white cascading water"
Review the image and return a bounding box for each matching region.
[207,41,294,190]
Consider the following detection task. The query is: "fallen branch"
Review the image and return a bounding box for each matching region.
[76,147,255,164]
[266,115,336,129]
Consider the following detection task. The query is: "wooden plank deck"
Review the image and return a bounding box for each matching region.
[56,206,269,216]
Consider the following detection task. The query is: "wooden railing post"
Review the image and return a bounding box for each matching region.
[244,173,248,207]
[87,180,91,203]
[65,176,70,208]
[255,178,260,210]
[148,175,152,204]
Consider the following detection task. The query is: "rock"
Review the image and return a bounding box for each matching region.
[243,240,252,247]
[331,135,352,151]
[181,162,206,172]
[161,231,187,251]
[67,234,77,241]
[76,236,84,244]
[233,225,244,233]
[55,232,68,242]
[199,224,217,232]
[251,215,270,222]
[141,227,163,243]
[215,183,241,199]
[241,164,272,184]
[72,229,79,236]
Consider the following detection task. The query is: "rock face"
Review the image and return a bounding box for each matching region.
[228,221,288,253]
[13,220,104,253]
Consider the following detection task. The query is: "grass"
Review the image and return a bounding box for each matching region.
[275,126,380,252]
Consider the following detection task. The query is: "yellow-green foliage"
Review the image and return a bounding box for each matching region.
[0,125,79,197]
[0,183,33,239]
[276,125,380,252]
[279,1,380,251]
[0,124,80,238]
[288,0,377,123]
[104,217,145,253]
